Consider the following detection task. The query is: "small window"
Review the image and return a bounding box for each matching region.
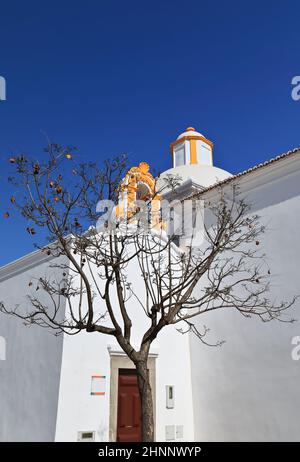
[175,146,185,167]
[77,431,95,442]
[166,385,175,408]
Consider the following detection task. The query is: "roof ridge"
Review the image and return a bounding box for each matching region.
[188,146,300,199]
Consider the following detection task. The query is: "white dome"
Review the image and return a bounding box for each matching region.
[157,164,232,193]
[176,126,204,140]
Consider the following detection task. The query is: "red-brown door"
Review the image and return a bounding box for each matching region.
[117,369,142,442]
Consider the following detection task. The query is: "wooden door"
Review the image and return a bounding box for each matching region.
[117,369,142,442]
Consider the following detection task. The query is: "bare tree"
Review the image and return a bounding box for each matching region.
[1,144,297,442]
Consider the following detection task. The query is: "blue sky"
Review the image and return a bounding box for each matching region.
[1,0,300,265]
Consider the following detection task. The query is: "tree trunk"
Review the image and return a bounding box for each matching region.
[135,360,154,442]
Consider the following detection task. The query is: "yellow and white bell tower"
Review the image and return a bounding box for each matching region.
[170,127,213,168]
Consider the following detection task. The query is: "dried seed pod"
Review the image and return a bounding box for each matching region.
[33,164,40,175]
[26,227,36,235]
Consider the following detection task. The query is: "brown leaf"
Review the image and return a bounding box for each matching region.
[33,164,40,175]
[26,227,36,235]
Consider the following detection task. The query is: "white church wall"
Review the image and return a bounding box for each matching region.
[154,323,195,442]
[54,248,195,442]
[0,252,68,441]
[189,158,300,441]
[54,322,195,442]
[54,329,111,441]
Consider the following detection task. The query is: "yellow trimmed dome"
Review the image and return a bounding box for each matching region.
[176,127,205,140]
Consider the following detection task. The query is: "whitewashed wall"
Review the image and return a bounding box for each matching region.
[0,253,68,441]
[54,323,195,442]
[190,156,300,441]
[54,244,195,442]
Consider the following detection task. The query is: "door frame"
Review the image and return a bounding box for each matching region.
[108,346,157,442]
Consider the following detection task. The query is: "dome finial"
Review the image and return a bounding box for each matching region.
[186,126,196,131]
